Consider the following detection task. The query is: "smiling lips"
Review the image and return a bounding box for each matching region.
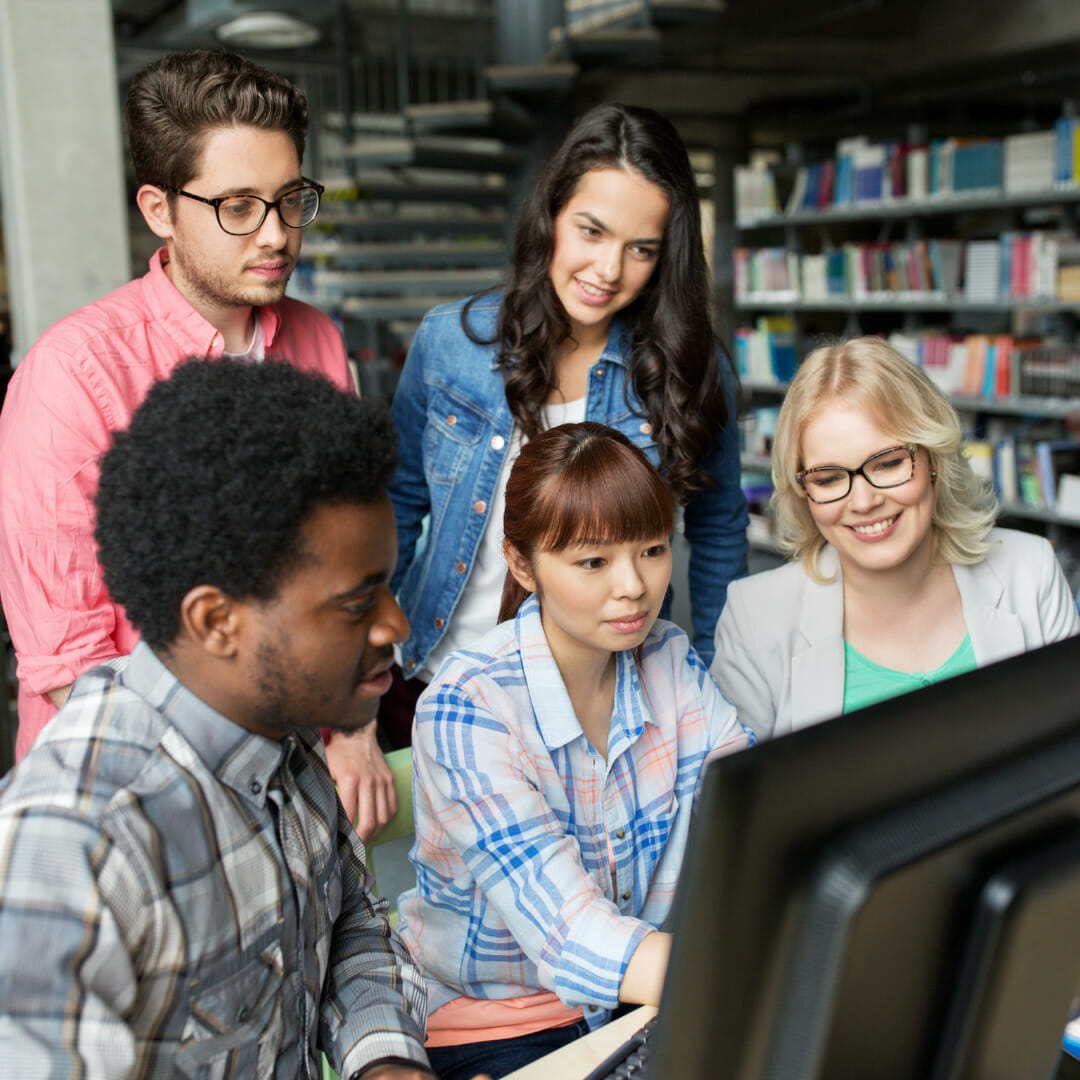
[574,277,615,304]
[848,513,900,540]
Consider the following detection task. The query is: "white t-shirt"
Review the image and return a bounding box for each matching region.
[223,318,265,361]
[421,397,587,680]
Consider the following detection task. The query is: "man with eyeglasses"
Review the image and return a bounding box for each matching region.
[0,50,397,842]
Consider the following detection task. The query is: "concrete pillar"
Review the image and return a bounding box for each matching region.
[0,0,130,365]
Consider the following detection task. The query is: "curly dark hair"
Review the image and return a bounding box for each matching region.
[464,101,733,503]
[95,359,397,649]
[125,49,308,190]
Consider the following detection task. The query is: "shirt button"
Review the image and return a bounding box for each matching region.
[491,435,505,450]
[248,777,262,796]
[434,616,444,630]
[640,422,652,435]
[236,1004,250,1023]
[595,367,605,377]
[616,828,625,839]
[622,890,632,901]
[456,561,467,574]
[473,500,487,514]
[405,659,416,671]
[446,414,457,426]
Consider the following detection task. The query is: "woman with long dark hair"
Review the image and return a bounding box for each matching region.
[398,423,752,1080]
[383,102,747,745]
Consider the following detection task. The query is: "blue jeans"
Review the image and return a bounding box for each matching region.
[427,1019,590,1080]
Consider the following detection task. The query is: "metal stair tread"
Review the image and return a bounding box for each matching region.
[338,294,479,318]
[311,210,507,238]
[343,135,526,172]
[311,266,503,294]
[482,62,579,92]
[323,99,533,140]
[301,240,504,267]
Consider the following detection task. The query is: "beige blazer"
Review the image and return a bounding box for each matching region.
[710,528,1080,740]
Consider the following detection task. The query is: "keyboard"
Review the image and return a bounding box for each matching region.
[582,1013,659,1080]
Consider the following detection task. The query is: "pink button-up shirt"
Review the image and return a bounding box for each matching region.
[0,249,351,758]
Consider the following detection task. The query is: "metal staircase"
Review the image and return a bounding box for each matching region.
[291,0,724,398]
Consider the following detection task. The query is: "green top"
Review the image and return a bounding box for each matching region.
[842,634,977,714]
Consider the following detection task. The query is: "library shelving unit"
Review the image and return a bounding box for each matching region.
[730,155,1080,566]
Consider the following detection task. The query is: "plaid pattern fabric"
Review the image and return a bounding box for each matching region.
[0,642,429,1079]
[398,595,753,1027]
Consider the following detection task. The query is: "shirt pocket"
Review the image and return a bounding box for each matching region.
[424,390,486,485]
[639,791,685,897]
[175,940,285,1079]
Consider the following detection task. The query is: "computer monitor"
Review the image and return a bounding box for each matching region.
[648,635,1080,1080]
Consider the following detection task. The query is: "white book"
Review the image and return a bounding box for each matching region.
[801,254,827,301]
[906,148,929,200]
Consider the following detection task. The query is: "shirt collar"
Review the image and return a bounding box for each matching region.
[145,247,282,358]
[599,314,631,367]
[486,305,630,373]
[515,594,656,755]
[120,641,286,808]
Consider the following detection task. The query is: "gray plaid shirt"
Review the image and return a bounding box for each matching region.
[0,642,429,1079]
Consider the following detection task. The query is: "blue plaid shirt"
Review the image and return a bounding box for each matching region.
[398,595,753,1028]
[0,642,429,1079]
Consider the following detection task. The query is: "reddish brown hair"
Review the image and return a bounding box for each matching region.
[498,422,675,622]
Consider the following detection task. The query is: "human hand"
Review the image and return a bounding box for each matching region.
[325,722,397,842]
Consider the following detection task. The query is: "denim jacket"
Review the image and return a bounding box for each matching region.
[389,293,747,671]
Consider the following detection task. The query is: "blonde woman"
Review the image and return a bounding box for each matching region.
[711,336,1079,740]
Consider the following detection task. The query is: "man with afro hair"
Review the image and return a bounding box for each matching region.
[0,359,434,1080]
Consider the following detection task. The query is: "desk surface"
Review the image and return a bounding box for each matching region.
[502,1006,657,1080]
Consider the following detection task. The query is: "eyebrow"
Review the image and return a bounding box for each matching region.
[802,445,909,471]
[330,571,388,602]
[573,211,662,246]
[209,178,306,200]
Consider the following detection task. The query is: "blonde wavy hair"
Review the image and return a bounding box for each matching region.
[770,337,998,581]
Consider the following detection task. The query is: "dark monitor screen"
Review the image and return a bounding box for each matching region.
[648,636,1080,1080]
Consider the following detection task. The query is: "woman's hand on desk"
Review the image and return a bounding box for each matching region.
[618,930,672,1007]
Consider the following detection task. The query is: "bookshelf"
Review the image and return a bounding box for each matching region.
[730,124,1080,565]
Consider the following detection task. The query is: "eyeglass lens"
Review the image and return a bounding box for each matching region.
[803,447,914,503]
[217,186,320,235]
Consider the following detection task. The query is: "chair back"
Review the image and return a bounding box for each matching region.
[365,746,415,925]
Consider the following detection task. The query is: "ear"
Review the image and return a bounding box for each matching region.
[135,184,175,241]
[503,540,537,594]
[179,585,242,658]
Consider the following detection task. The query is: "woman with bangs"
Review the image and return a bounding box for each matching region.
[398,422,752,1080]
[711,336,1079,741]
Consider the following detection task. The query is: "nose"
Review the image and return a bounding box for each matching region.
[612,555,646,600]
[369,590,410,648]
[595,242,622,284]
[255,203,289,249]
[847,473,884,512]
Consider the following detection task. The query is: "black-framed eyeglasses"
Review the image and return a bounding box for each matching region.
[797,445,918,504]
[165,179,324,235]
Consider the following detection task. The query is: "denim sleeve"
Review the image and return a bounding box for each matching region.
[389,317,434,595]
[682,357,749,665]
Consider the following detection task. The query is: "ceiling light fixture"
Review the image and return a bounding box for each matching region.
[215,11,321,49]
